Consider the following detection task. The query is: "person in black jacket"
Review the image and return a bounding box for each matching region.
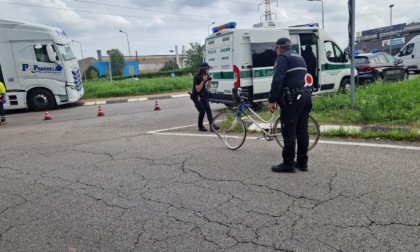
[268,38,313,173]
[191,62,219,132]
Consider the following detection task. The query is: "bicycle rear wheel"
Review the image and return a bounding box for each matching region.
[273,114,320,151]
[211,112,247,150]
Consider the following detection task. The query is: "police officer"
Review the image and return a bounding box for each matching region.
[191,62,219,131]
[268,37,312,173]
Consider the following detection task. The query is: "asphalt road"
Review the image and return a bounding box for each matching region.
[1,97,419,252]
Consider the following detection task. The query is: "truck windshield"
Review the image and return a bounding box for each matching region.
[56,44,76,61]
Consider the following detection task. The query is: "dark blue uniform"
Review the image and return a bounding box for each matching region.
[192,74,214,131]
[269,48,313,170]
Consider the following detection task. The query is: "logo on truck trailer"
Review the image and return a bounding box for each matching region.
[22,64,63,74]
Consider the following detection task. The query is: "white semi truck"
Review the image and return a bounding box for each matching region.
[0,19,84,111]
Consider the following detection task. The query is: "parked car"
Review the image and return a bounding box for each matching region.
[354,51,409,84]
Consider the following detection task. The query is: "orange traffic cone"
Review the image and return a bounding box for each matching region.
[97,106,104,116]
[44,110,52,120]
[154,100,160,111]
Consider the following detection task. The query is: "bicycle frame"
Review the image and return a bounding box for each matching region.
[235,99,281,138]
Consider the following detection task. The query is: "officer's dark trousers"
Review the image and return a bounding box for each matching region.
[0,102,5,122]
[193,95,214,129]
[280,92,312,164]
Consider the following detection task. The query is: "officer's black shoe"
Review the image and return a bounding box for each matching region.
[199,127,208,132]
[296,155,308,171]
[295,162,308,171]
[271,163,295,173]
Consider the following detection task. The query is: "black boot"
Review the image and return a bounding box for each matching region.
[271,161,295,173]
[296,155,308,171]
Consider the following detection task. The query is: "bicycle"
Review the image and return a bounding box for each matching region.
[210,88,320,150]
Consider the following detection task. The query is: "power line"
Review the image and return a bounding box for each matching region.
[73,0,256,20]
[0,2,209,23]
[74,0,204,18]
[90,0,258,12]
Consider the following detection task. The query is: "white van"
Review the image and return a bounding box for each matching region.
[205,22,355,106]
[396,35,420,73]
[0,19,84,111]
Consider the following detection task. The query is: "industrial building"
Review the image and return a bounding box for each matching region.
[355,22,420,55]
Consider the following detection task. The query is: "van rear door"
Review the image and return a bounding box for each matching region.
[205,32,234,104]
[249,30,289,102]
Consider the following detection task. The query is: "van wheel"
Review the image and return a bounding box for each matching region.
[402,71,409,80]
[376,74,383,82]
[27,89,56,111]
[338,78,351,94]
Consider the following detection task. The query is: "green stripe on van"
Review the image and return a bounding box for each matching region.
[321,64,351,71]
[211,72,234,79]
[211,69,274,80]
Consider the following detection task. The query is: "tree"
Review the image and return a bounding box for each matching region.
[185,42,204,71]
[160,60,180,71]
[86,65,99,80]
[108,48,125,77]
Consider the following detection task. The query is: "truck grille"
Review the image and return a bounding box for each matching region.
[72,69,83,91]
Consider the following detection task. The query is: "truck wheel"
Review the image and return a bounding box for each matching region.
[402,71,409,80]
[338,78,351,94]
[27,89,56,111]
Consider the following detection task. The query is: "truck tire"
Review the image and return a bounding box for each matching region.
[27,89,56,111]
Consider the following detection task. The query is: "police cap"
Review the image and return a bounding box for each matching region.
[199,62,211,69]
[276,37,292,48]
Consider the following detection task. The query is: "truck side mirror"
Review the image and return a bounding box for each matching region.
[46,44,59,63]
[397,59,403,64]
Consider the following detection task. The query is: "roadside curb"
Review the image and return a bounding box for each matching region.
[75,94,190,106]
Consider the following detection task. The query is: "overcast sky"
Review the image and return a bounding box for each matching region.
[1,0,419,59]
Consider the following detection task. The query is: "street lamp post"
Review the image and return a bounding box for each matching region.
[119,30,133,78]
[308,0,324,29]
[107,50,112,82]
[389,4,394,55]
[208,22,215,35]
[71,40,87,83]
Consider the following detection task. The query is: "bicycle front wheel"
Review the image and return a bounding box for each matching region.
[211,112,247,150]
[273,114,320,151]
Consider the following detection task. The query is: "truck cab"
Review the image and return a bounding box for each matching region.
[0,19,84,111]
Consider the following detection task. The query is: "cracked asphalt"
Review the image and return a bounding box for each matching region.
[1,98,419,252]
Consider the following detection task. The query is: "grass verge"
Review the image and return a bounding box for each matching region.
[320,128,420,142]
[82,76,192,99]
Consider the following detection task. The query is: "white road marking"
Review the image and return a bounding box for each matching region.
[148,124,420,151]
[171,94,190,98]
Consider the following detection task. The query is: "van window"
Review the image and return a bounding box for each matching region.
[324,41,344,63]
[251,43,277,68]
[34,45,54,63]
[400,43,414,56]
